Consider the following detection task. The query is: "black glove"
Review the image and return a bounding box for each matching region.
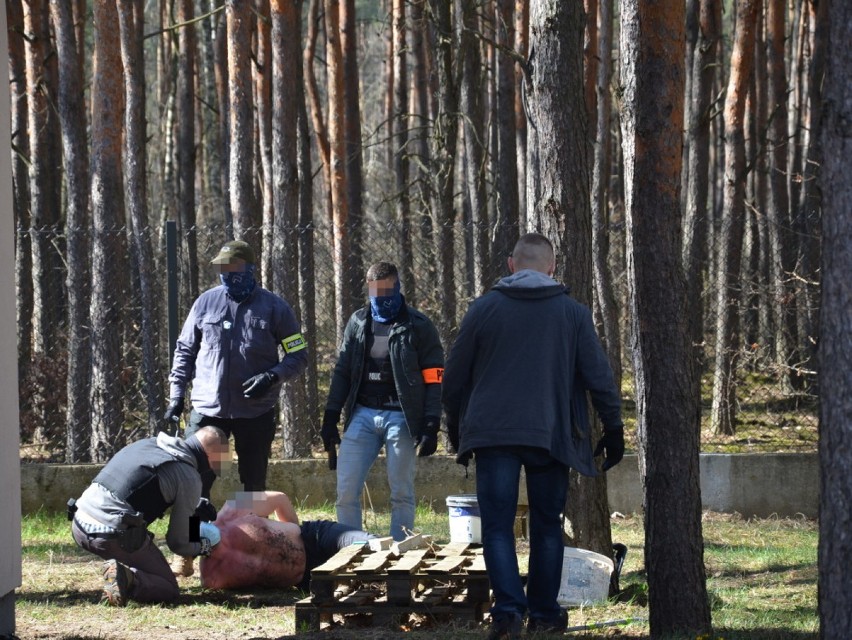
[446,417,460,454]
[242,371,279,398]
[194,497,218,522]
[164,397,185,424]
[594,427,625,471]
[416,418,440,457]
[321,410,341,470]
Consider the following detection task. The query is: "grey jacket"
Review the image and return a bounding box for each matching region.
[74,433,207,557]
[169,284,308,419]
[325,303,444,440]
[442,270,623,476]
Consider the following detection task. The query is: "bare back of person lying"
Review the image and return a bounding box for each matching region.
[200,491,374,591]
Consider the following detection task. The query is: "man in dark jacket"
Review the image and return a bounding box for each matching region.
[69,427,230,606]
[321,262,444,541]
[442,233,625,639]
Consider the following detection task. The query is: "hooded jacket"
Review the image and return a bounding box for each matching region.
[74,432,209,557]
[442,270,623,476]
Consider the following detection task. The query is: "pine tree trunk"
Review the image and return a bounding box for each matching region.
[493,0,519,265]
[618,0,711,633]
[392,0,414,300]
[426,0,459,342]
[49,0,91,461]
[818,2,852,633]
[177,0,199,301]
[227,0,258,244]
[458,0,490,295]
[342,0,365,308]
[324,0,353,343]
[8,0,34,451]
[270,0,310,458]
[118,0,164,438]
[711,0,759,437]
[590,0,621,386]
[90,0,128,462]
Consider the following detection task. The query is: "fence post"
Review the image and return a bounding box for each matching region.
[166,220,179,366]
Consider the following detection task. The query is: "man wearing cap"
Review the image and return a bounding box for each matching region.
[164,240,308,575]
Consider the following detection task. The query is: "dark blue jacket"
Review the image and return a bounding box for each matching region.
[442,270,623,476]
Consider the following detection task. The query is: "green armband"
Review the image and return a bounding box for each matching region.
[282,333,307,354]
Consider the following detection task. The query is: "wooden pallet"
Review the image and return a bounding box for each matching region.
[294,541,491,631]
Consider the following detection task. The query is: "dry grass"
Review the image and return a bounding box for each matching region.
[15,508,818,640]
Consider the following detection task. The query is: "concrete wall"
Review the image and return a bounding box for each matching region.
[23,452,819,519]
[0,5,22,636]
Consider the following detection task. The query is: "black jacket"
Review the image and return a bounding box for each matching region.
[325,301,444,440]
[442,270,622,476]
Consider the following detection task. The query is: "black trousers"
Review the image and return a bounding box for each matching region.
[186,408,276,496]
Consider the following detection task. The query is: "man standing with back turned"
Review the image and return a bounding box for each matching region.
[442,233,625,639]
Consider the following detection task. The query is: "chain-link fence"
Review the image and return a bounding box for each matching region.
[15,215,819,462]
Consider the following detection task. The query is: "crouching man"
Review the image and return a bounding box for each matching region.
[69,426,230,605]
[199,491,374,591]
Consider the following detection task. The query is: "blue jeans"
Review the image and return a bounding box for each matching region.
[335,405,416,541]
[475,446,569,626]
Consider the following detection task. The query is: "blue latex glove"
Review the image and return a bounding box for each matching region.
[200,521,221,547]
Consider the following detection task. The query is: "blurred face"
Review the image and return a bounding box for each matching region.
[368,276,398,297]
[207,441,232,476]
[217,259,249,274]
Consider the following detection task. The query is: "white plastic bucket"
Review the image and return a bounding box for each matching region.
[556,547,614,607]
[446,494,482,543]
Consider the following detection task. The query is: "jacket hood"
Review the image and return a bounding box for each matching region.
[492,269,566,299]
[155,431,197,468]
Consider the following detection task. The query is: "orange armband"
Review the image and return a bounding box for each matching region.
[421,367,444,384]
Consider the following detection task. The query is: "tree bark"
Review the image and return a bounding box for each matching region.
[590,0,621,387]
[766,0,800,391]
[411,0,436,293]
[269,0,309,457]
[325,0,353,342]
[392,0,414,299]
[618,0,712,634]
[514,0,529,229]
[711,0,759,436]
[527,0,611,562]
[818,1,852,634]
[493,0,519,268]
[24,0,61,357]
[227,0,257,244]
[8,0,34,450]
[177,0,200,302]
[118,0,164,439]
[256,0,275,285]
[458,0,490,295]
[50,0,91,461]
[342,0,365,307]
[682,0,721,402]
[426,0,459,342]
[90,0,128,461]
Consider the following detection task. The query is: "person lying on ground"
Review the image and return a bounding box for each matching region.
[199,491,375,591]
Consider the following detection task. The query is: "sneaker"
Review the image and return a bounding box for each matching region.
[486,613,523,640]
[170,554,195,578]
[102,560,135,606]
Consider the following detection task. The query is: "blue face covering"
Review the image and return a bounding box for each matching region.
[219,264,256,302]
[369,280,403,323]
